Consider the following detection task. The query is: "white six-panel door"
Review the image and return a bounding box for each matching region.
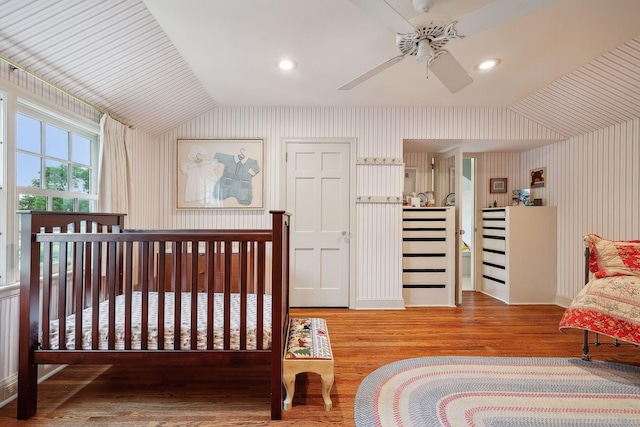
[286,141,350,307]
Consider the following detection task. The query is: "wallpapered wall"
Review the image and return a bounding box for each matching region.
[127,106,565,308]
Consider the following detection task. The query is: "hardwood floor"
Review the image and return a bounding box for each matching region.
[2,291,639,426]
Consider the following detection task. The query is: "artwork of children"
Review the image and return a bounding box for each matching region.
[177,139,263,209]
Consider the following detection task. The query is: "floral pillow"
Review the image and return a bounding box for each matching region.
[585,234,640,278]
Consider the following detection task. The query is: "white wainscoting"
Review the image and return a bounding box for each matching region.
[0,286,19,406]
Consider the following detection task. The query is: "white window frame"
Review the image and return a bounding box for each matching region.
[1,88,100,287]
[16,101,99,212]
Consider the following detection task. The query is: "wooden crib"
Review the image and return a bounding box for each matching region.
[17,210,290,420]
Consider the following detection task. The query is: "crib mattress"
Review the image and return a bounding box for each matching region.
[47,291,272,351]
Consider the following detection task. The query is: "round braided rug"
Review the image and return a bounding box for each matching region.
[354,356,640,427]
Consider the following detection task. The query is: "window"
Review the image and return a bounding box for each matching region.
[1,96,99,287]
[16,103,98,213]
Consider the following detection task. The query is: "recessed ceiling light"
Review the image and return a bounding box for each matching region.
[277,58,297,71]
[476,58,501,71]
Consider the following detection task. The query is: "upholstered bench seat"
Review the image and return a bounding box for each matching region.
[283,318,334,411]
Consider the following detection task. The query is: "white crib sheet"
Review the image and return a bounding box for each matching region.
[47,291,272,350]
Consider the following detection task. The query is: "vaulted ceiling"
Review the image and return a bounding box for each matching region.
[1,0,639,150]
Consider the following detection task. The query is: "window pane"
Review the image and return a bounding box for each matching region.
[17,114,42,153]
[16,152,42,187]
[72,134,91,165]
[72,165,91,193]
[45,160,68,191]
[78,199,91,212]
[52,197,74,212]
[45,124,69,160]
[18,194,47,211]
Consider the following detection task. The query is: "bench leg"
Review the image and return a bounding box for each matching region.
[320,372,334,411]
[283,372,296,410]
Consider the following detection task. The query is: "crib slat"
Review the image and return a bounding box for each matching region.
[107,242,117,350]
[40,242,52,350]
[91,241,101,350]
[140,242,150,351]
[57,241,68,350]
[174,243,182,350]
[73,242,84,350]
[191,241,198,350]
[240,241,248,350]
[256,242,265,350]
[124,242,133,350]
[157,243,166,350]
[214,241,222,293]
[83,241,92,309]
[223,241,232,350]
[206,241,215,350]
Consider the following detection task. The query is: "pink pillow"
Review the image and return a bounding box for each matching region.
[584,234,640,278]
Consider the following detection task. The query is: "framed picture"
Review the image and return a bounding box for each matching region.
[404,167,417,196]
[530,167,546,188]
[490,178,507,193]
[176,138,264,209]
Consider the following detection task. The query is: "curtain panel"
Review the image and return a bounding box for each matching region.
[98,114,130,213]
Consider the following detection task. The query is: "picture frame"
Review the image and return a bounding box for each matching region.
[404,167,417,196]
[176,138,264,209]
[490,178,507,193]
[530,167,546,188]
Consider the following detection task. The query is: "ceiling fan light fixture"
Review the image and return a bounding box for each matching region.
[475,58,501,71]
[277,58,297,71]
[416,39,433,63]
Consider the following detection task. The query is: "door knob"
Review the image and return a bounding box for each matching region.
[342,231,347,236]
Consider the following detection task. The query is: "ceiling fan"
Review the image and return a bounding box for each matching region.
[340,0,560,93]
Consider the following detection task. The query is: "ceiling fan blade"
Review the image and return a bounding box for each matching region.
[429,51,473,94]
[455,0,560,37]
[347,0,416,34]
[338,55,406,90]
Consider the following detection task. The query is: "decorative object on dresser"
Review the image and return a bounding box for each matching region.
[489,177,507,193]
[17,210,290,421]
[480,207,557,304]
[511,188,530,206]
[402,207,455,306]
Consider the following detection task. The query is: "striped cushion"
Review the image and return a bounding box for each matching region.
[285,318,332,359]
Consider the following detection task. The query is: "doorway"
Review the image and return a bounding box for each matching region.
[461,157,476,291]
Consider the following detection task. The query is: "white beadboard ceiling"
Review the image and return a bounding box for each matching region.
[0,0,216,136]
[0,0,640,147]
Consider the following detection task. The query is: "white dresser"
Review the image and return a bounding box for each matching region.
[480,206,557,304]
[402,207,455,306]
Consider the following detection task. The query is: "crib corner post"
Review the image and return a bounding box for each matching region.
[17,211,40,420]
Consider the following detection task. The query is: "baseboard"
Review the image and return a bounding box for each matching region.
[0,374,17,407]
[354,298,405,310]
[555,294,573,308]
[0,365,66,409]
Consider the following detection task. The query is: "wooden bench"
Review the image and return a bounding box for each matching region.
[283,318,334,411]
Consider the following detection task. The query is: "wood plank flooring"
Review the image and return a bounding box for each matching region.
[1,292,639,426]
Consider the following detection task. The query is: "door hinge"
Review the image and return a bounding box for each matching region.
[285,152,288,162]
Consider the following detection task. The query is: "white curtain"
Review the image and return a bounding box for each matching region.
[98,114,130,213]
